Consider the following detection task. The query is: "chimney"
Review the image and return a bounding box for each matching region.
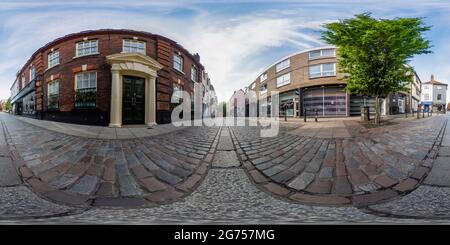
[193,53,200,63]
[431,74,435,81]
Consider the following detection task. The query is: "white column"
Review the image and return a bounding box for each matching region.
[145,76,157,126]
[109,69,122,127]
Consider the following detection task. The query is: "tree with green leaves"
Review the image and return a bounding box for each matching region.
[5,98,12,112]
[322,13,431,123]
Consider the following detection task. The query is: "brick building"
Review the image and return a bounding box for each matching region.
[244,46,422,118]
[10,29,210,126]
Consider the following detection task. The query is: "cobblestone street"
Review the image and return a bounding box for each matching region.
[1,112,450,223]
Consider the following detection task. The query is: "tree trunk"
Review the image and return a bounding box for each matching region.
[374,95,381,124]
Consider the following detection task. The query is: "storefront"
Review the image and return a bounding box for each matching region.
[301,86,347,117]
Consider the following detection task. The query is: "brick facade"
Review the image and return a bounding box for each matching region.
[11,29,205,125]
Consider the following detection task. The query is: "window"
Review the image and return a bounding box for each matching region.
[48,51,60,68]
[47,80,59,109]
[76,40,98,57]
[173,53,183,72]
[29,65,35,81]
[437,86,443,90]
[424,94,430,101]
[309,48,336,60]
[423,85,429,90]
[437,94,442,101]
[75,71,97,108]
[260,72,267,82]
[21,74,26,88]
[122,39,146,54]
[191,66,198,82]
[276,59,290,72]
[260,84,267,94]
[309,63,336,78]
[171,84,183,103]
[276,73,291,88]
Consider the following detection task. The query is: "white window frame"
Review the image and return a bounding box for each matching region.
[191,66,198,82]
[276,73,291,88]
[29,65,35,81]
[173,53,184,72]
[309,48,336,60]
[437,86,443,90]
[75,71,97,91]
[122,39,146,54]
[260,72,268,82]
[276,59,290,72]
[21,74,26,88]
[47,80,60,109]
[309,63,336,78]
[48,50,60,69]
[76,40,98,57]
[171,84,183,103]
[260,84,267,95]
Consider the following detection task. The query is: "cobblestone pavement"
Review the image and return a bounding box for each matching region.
[1,113,219,208]
[1,112,450,223]
[231,115,447,206]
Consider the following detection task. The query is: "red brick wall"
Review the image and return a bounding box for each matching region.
[13,30,205,124]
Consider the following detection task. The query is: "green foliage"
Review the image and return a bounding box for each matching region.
[322,13,431,97]
[5,98,12,111]
[218,101,227,117]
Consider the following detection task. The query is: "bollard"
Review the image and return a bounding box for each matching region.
[303,108,307,122]
[428,110,430,117]
[422,108,425,118]
[315,109,318,122]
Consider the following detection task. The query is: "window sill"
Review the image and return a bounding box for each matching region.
[172,68,185,76]
[309,74,337,79]
[73,53,100,59]
[45,64,60,72]
[276,66,289,73]
[308,56,336,61]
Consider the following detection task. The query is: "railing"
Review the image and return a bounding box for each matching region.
[75,88,97,108]
[48,94,59,109]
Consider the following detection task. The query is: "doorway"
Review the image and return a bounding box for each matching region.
[122,75,145,124]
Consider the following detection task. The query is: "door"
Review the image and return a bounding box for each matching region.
[122,75,145,124]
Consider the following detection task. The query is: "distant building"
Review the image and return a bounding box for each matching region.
[0,100,5,111]
[228,89,246,117]
[420,75,448,113]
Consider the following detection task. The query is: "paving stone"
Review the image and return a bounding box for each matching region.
[26,178,53,193]
[374,175,398,188]
[145,188,184,203]
[306,179,332,194]
[290,193,351,205]
[118,175,143,197]
[410,166,429,180]
[288,172,315,190]
[176,174,202,191]
[271,169,296,183]
[318,167,334,179]
[352,189,398,206]
[424,157,450,186]
[332,176,353,195]
[93,197,149,207]
[392,176,418,193]
[68,175,99,195]
[131,164,153,179]
[212,151,240,168]
[263,182,290,196]
[96,182,117,197]
[248,169,269,183]
[0,157,21,186]
[44,190,90,206]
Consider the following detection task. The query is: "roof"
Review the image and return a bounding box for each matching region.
[423,75,448,86]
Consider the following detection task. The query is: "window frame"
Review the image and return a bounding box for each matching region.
[48,50,60,69]
[122,39,146,54]
[276,59,290,72]
[29,64,35,81]
[47,80,60,109]
[260,72,268,82]
[308,48,336,60]
[76,39,99,57]
[276,73,291,88]
[173,53,184,73]
[260,83,268,95]
[191,66,198,82]
[309,63,336,79]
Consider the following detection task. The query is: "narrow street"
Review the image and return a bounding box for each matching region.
[1,112,449,223]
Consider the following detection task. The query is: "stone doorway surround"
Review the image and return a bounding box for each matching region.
[106,53,163,128]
